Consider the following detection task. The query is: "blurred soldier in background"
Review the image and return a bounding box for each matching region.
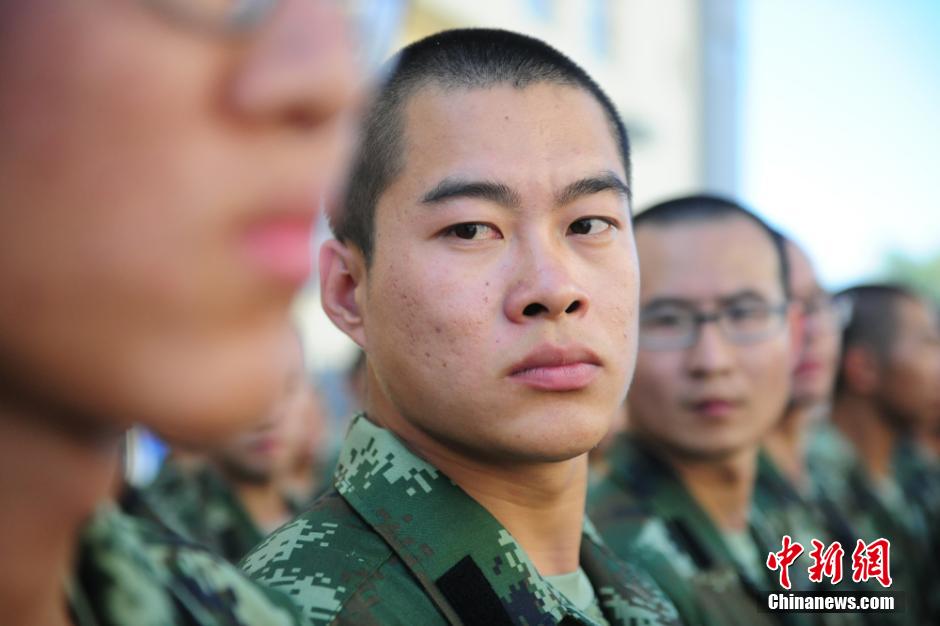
[242,28,682,626]
[0,0,372,623]
[589,195,806,626]
[278,372,331,507]
[762,238,845,490]
[810,284,940,623]
[142,334,329,563]
[752,237,864,626]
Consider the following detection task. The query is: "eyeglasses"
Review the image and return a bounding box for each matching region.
[141,0,403,74]
[796,292,852,329]
[639,300,789,351]
[142,0,280,34]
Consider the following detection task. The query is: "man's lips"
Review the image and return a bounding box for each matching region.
[795,359,822,376]
[249,436,283,455]
[241,209,316,285]
[687,397,742,419]
[508,344,602,391]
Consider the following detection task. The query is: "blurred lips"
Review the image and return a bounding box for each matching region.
[687,396,741,419]
[508,344,601,391]
[795,358,822,376]
[241,200,318,285]
[248,435,282,456]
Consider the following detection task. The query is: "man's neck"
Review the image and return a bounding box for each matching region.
[367,401,586,577]
[763,403,817,490]
[0,407,120,626]
[921,431,940,459]
[231,479,292,534]
[279,459,318,504]
[831,395,896,480]
[658,443,758,532]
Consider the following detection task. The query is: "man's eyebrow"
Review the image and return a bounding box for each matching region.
[642,290,773,311]
[642,297,694,311]
[421,178,521,208]
[555,171,630,206]
[718,289,772,305]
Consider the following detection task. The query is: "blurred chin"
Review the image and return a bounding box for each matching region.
[120,326,294,445]
[646,425,752,461]
[145,392,274,447]
[791,381,828,406]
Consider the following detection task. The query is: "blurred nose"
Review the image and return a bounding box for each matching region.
[504,236,589,323]
[230,0,364,129]
[685,318,734,378]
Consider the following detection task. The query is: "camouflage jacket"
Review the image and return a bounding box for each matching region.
[241,413,683,626]
[892,437,940,548]
[589,435,816,626]
[137,460,307,563]
[68,504,304,626]
[753,451,867,626]
[807,425,937,625]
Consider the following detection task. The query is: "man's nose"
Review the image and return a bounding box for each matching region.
[504,238,589,323]
[229,0,364,130]
[685,317,735,378]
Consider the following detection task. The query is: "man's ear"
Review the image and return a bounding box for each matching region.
[842,345,880,395]
[319,239,367,349]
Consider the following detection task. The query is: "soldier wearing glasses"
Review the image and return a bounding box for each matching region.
[0,0,384,624]
[588,195,812,626]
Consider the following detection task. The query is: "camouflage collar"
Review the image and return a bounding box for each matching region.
[605,435,770,590]
[334,413,606,626]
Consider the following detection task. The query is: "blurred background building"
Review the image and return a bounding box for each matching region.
[297,0,940,379]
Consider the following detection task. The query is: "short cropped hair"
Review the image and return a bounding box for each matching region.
[330,28,631,265]
[633,194,790,298]
[834,283,921,393]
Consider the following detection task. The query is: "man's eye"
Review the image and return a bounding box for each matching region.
[727,304,769,322]
[443,223,501,240]
[650,314,684,327]
[568,217,614,236]
[643,310,689,328]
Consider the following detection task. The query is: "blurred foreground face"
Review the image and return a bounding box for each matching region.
[0,0,363,440]
[876,297,940,432]
[212,342,314,483]
[629,218,792,459]
[360,84,639,463]
[786,241,841,407]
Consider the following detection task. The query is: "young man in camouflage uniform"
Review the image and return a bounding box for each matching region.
[588,196,813,626]
[0,0,373,623]
[810,284,940,623]
[242,29,682,626]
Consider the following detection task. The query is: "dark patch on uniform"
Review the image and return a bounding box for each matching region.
[436,556,514,626]
[665,518,713,570]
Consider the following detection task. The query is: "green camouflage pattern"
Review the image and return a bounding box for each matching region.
[121,458,205,541]
[589,434,817,626]
[808,424,938,625]
[753,451,867,626]
[241,413,682,626]
[137,459,307,563]
[68,504,303,626]
[892,438,940,621]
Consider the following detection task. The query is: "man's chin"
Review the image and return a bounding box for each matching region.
[215,460,275,485]
[488,436,601,465]
[657,435,756,463]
